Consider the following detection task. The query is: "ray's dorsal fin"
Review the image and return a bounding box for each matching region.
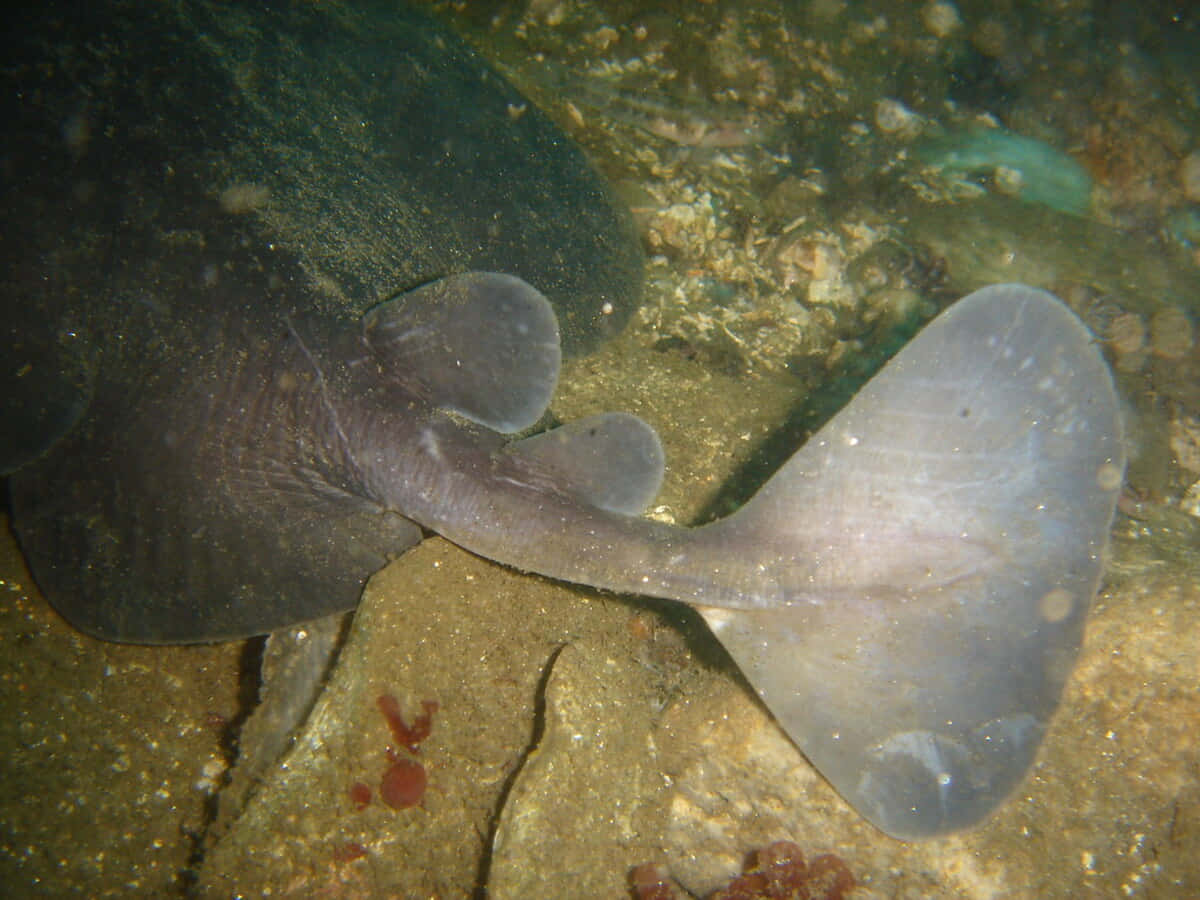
[505,412,666,515]
[363,272,561,434]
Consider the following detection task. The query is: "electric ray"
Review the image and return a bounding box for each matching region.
[9,262,1120,839]
[1,2,1123,842]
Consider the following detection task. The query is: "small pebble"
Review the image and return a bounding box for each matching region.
[993,165,1025,197]
[1181,479,1200,518]
[874,98,923,140]
[922,1,963,39]
[1181,151,1200,202]
[1149,306,1194,360]
[1106,312,1146,366]
[1169,413,1200,475]
[971,18,1008,58]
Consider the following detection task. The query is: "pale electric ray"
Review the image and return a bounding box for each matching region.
[9,270,1121,839]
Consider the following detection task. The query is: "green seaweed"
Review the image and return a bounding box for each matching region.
[919,127,1094,217]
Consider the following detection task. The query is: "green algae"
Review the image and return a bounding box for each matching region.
[919,127,1094,217]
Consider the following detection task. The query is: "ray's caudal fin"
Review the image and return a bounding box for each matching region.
[691,283,1124,839]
